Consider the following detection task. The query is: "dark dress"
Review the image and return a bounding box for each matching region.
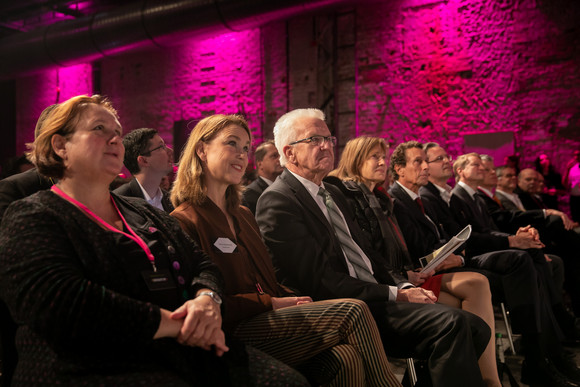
[325,178,442,296]
[0,191,258,386]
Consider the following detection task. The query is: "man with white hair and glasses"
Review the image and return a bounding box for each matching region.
[256,109,490,387]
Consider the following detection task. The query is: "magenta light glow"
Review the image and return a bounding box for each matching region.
[15,63,92,154]
[173,28,264,141]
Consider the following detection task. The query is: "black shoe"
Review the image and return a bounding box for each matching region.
[521,358,580,387]
[552,355,580,383]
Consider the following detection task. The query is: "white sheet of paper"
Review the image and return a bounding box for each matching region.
[214,237,237,253]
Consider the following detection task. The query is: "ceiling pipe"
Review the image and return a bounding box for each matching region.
[0,0,358,79]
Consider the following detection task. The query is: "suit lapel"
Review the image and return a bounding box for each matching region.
[129,178,146,199]
[390,183,440,237]
[280,170,349,272]
[281,170,335,234]
[257,177,269,191]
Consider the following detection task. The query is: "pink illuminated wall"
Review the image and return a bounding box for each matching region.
[11,0,580,173]
[355,0,580,169]
[101,28,264,152]
[15,63,93,154]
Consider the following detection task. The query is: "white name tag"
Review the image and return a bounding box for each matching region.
[214,237,237,253]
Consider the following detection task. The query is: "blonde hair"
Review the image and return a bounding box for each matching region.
[171,114,251,211]
[330,137,388,184]
[29,95,117,179]
[453,152,480,182]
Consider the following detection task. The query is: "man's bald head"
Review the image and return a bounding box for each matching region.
[518,168,538,193]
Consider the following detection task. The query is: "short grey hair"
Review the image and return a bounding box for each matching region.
[273,108,325,166]
[480,154,494,163]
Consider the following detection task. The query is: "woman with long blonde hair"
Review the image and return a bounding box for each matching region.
[170,114,401,386]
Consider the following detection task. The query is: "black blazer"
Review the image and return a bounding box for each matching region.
[450,184,510,255]
[113,177,174,212]
[514,186,547,210]
[256,169,396,303]
[388,182,444,260]
[241,177,269,214]
[419,182,463,239]
[0,168,53,224]
[475,189,544,234]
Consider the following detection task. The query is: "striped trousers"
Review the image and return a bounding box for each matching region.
[232,298,400,386]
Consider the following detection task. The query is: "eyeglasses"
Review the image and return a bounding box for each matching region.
[141,143,167,156]
[427,155,452,164]
[289,135,337,147]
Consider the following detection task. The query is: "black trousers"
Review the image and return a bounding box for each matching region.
[368,301,489,387]
[467,248,563,356]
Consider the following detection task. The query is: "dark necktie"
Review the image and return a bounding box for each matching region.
[318,187,377,283]
[415,197,425,215]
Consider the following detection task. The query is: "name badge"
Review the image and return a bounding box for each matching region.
[141,269,177,291]
[214,237,237,253]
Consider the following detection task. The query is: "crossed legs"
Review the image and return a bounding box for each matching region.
[438,271,500,387]
[232,298,400,386]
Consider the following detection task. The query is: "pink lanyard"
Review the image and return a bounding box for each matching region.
[51,185,157,272]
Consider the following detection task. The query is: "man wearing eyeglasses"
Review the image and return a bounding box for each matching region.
[256,108,491,387]
[114,128,174,212]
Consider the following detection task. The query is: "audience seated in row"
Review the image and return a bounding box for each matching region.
[168,114,399,386]
[3,97,580,387]
[0,96,311,385]
[325,137,500,386]
[255,109,491,386]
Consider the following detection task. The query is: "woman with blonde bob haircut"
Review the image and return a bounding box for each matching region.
[326,136,500,387]
[171,115,401,386]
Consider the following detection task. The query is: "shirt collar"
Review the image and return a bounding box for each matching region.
[136,179,164,210]
[458,181,477,199]
[288,170,325,200]
[478,186,494,198]
[434,183,452,204]
[260,176,274,186]
[395,181,419,200]
[495,189,513,198]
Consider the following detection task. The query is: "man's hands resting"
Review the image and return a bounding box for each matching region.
[396,287,437,304]
[508,225,545,250]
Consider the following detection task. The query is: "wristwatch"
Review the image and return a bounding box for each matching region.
[197,291,222,305]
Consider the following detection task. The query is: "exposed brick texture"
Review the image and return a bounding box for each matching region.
[12,0,580,175]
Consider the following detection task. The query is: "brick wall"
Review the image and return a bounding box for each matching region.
[12,0,580,175]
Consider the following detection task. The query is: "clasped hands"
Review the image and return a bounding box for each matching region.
[155,288,228,356]
[508,225,545,250]
[155,291,314,356]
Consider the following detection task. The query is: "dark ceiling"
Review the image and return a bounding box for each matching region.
[0,0,118,40]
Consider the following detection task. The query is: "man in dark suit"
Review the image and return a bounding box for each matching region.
[449,151,580,385]
[242,140,283,214]
[516,168,552,210]
[113,128,174,212]
[0,168,52,223]
[479,158,580,323]
[256,108,490,387]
